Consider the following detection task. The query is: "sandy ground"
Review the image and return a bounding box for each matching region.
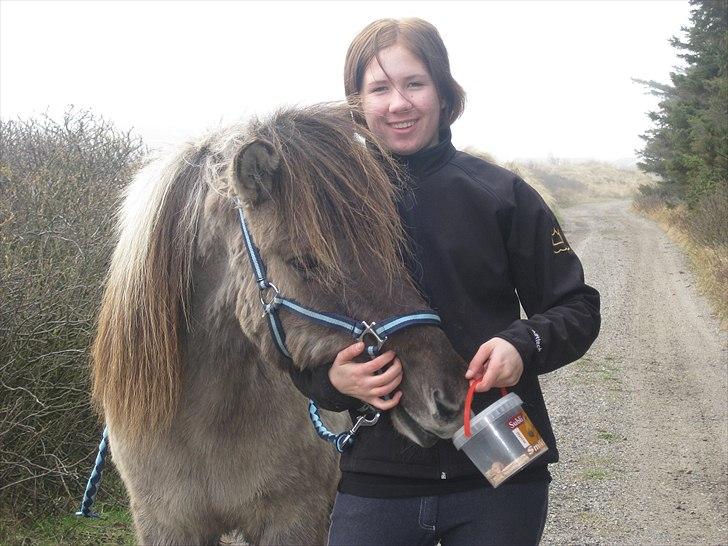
[540,199,728,545]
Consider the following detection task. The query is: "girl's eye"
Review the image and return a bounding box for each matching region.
[408,81,423,88]
[371,86,388,93]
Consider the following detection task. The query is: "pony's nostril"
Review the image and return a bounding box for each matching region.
[433,389,460,421]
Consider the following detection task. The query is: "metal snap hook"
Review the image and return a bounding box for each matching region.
[349,411,381,436]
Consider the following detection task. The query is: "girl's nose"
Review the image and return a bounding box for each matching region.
[388,88,413,113]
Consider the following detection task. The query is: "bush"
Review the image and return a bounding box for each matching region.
[686,184,728,248]
[0,108,145,519]
[632,183,680,213]
[633,182,728,324]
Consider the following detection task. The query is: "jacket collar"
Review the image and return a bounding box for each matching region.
[393,127,456,178]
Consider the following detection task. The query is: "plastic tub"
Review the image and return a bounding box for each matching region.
[453,392,548,487]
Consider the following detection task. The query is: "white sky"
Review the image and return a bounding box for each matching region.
[1,0,691,162]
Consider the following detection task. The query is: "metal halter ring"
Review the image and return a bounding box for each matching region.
[259,283,280,307]
[356,321,387,352]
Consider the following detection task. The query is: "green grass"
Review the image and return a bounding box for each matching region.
[574,356,624,391]
[0,504,134,546]
[596,430,618,442]
[583,468,609,480]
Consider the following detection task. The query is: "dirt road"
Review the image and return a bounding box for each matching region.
[540,199,728,545]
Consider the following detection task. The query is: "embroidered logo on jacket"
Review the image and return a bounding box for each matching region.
[551,228,572,254]
[530,329,543,352]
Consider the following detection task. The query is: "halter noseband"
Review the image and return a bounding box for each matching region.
[236,201,443,451]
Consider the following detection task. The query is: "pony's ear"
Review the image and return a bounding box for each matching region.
[230,139,280,205]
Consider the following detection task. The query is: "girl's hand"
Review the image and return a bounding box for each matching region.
[465,337,523,393]
[329,342,403,410]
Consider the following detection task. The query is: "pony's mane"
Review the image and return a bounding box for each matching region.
[91,140,211,438]
[92,103,408,438]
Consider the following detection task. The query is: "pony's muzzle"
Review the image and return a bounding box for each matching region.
[432,389,463,424]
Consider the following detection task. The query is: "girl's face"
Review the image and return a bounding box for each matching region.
[360,42,443,155]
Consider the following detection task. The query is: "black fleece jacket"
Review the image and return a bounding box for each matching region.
[289,130,601,497]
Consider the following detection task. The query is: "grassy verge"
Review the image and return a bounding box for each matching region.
[632,192,727,327]
[0,503,134,546]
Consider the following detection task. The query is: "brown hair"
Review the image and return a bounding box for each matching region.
[344,18,466,128]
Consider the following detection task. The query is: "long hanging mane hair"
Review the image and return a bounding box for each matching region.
[91,103,408,440]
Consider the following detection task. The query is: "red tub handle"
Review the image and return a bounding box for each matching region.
[464,381,509,438]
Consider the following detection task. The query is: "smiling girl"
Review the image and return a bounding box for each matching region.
[290,18,601,545]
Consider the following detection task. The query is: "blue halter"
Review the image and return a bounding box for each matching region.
[236,201,442,452]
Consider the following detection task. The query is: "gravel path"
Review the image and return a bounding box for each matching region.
[540,199,728,545]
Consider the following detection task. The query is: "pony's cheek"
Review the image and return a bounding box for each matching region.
[286,331,347,371]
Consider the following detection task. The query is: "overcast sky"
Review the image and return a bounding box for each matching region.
[1,0,692,162]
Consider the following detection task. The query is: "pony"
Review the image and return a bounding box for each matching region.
[91,103,467,545]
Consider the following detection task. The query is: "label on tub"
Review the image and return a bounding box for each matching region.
[508,411,542,449]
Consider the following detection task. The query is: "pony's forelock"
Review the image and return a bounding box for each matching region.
[251,104,408,289]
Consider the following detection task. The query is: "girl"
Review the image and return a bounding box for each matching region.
[291,18,600,546]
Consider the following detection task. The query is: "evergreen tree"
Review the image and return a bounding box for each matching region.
[636,0,728,203]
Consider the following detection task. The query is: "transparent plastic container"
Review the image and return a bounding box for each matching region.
[453,392,548,487]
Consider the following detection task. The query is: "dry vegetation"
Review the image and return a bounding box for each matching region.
[464,147,654,209]
[633,184,728,325]
[523,160,656,206]
[0,108,144,524]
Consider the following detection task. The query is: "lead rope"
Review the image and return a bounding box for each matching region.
[308,398,379,453]
[75,425,109,518]
[307,339,385,453]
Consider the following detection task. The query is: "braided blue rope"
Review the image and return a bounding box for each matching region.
[76,425,109,518]
[308,399,354,453]
[306,338,391,454]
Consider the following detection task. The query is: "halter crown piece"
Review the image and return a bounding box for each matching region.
[235,199,443,452]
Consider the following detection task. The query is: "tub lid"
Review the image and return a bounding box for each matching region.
[452,392,523,450]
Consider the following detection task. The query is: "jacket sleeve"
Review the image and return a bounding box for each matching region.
[494,177,601,374]
[287,363,364,412]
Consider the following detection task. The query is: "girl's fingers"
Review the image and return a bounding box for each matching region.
[474,360,500,392]
[370,373,402,398]
[465,340,495,379]
[367,358,402,386]
[364,350,397,373]
[367,390,402,410]
[334,341,365,365]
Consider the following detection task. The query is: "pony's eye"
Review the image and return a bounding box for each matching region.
[288,255,319,275]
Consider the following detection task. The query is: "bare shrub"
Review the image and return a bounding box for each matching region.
[632,183,679,214]
[0,107,145,519]
[687,185,728,249]
[633,181,728,324]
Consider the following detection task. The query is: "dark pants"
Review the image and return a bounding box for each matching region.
[327,481,549,546]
